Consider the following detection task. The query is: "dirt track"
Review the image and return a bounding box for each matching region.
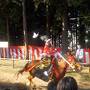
[0,60,49,90]
[0,60,90,90]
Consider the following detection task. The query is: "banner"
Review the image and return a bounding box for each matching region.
[0,46,89,64]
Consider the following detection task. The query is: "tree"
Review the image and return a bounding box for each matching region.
[48,0,69,53]
[0,0,22,45]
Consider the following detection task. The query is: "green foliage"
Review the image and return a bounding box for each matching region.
[0,0,90,47]
[0,18,6,34]
[0,0,22,27]
[68,0,82,7]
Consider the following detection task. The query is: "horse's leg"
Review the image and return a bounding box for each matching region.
[26,72,35,90]
[28,76,33,84]
[28,70,35,85]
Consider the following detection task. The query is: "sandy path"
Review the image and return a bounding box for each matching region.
[0,60,49,90]
[0,60,90,90]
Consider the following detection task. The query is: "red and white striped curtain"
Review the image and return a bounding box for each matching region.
[0,46,90,64]
[0,45,44,61]
[83,48,90,64]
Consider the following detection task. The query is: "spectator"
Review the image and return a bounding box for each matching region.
[75,45,84,62]
[57,76,78,90]
[48,80,57,90]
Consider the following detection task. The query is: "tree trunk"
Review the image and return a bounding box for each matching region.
[6,16,10,45]
[22,0,28,60]
[61,16,69,54]
[61,1,69,54]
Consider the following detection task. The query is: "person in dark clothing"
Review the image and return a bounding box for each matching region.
[57,76,78,90]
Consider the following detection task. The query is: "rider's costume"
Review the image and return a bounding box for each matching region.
[40,39,53,59]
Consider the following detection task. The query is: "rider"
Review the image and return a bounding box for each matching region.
[40,38,54,60]
[41,38,63,77]
[40,38,55,76]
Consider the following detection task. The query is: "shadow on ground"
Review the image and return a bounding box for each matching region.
[79,88,90,90]
[0,82,29,90]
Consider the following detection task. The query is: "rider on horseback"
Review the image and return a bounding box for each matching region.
[40,38,62,77]
[40,38,54,76]
[40,38,53,60]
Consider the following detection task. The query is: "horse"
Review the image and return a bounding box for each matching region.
[17,48,82,88]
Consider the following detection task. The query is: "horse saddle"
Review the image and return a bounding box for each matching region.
[30,58,51,82]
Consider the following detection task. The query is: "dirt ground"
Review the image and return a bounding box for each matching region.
[0,60,90,90]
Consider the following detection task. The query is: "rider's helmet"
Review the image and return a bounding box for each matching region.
[45,38,52,47]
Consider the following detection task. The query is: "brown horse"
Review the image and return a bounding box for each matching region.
[17,58,51,82]
[17,50,82,85]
